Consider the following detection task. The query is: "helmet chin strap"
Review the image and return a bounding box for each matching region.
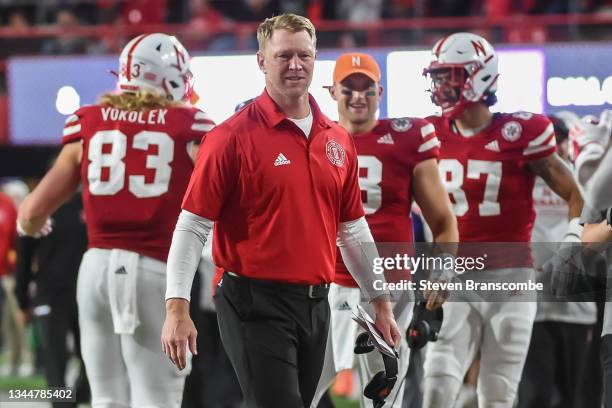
[443,99,476,119]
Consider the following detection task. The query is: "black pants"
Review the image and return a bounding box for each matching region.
[517,321,591,408]
[215,273,330,408]
[579,300,604,408]
[35,290,90,408]
[602,333,612,407]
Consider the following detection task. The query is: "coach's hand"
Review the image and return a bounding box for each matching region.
[161,298,197,370]
[372,297,401,347]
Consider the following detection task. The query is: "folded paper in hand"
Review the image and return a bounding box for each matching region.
[352,304,399,359]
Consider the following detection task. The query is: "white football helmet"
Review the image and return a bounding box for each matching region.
[117,33,196,102]
[424,32,499,118]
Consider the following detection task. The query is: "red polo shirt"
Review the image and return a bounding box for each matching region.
[182,89,365,284]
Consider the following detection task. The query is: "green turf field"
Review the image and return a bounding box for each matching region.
[0,373,360,408]
[332,396,360,408]
[0,374,46,390]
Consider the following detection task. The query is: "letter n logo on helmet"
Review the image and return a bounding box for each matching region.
[471,40,487,56]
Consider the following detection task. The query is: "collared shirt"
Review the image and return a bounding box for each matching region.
[182,89,365,284]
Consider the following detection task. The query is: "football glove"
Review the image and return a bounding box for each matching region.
[16,217,53,238]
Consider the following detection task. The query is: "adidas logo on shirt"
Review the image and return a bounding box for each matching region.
[338,301,352,311]
[274,153,291,166]
[377,133,395,144]
[115,266,127,275]
[484,140,500,152]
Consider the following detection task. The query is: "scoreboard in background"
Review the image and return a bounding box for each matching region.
[7,44,612,144]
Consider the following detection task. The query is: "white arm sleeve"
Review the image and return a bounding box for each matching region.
[165,210,214,301]
[586,146,612,211]
[337,217,389,301]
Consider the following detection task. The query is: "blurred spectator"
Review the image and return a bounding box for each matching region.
[591,0,612,13]
[0,180,32,377]
[201,0,279,49]
[337,0,383,22]
[0,8,40,58]
[15,192,90,407]
[0,190,16,353]
[186,0,230,50]
[189,0,225,28]
[211,0,280,21]
[382,0,419,18]
[40,7,93,55]
[333,0,383,46]
[7,9,30,32]
[530,0,578,14]
[0,190,16,290]
[279,0,309,16]
[120,0,167,25]
[484,0,515,18]
[427,0,475,16]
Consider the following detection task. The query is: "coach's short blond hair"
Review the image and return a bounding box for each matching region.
[257,13,317,51]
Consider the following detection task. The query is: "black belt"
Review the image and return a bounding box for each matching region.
[224,271,330,299]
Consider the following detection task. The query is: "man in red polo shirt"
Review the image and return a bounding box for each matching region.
[162,13,401,408]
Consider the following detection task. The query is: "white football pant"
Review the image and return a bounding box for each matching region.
[310,284,413,408]
[77,248,189,408]
[423,268,537,408]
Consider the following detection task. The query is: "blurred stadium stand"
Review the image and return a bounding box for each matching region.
[1,0,612,172]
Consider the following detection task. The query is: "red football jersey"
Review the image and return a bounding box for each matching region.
[0,193,17,277]
[429,112,556,244]
[62,104,214,261]
[335,117,440,287]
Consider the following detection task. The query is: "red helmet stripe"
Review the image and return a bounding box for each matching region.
[173,45,183,71]
[126,33,151,81]
[434,36,448,57]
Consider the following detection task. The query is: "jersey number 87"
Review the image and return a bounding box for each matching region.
[438,159,502,217]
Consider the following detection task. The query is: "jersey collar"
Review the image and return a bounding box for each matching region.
[255,88,333,130]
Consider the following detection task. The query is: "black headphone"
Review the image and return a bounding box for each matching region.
[354,332,399,408]
[407,301,444,350]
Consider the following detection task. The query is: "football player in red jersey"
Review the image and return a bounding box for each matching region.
[18,33,214,408]
[421,33,584,407]
[310,53,458,408]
